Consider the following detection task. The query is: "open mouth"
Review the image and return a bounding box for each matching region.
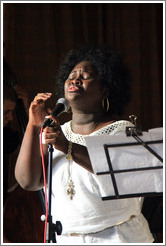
[68,86,80,92]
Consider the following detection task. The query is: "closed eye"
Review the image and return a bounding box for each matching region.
[68,73,76,80]
[68,71,94,80]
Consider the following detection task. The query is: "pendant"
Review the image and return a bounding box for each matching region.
[67,179,75,200]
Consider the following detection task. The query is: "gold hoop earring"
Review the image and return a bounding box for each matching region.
[102,97,109,112]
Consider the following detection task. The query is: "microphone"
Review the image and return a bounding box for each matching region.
[41,98,70,129]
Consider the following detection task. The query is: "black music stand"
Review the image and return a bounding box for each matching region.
[85,126,163,201]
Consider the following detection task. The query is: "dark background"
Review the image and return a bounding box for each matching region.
[3,2,163,130]
[3,2,163,243]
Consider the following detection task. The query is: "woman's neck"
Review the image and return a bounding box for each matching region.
[71,111,113,135]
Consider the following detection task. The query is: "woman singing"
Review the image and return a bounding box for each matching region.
[15,45,154,243]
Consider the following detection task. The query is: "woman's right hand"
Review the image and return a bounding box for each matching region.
[29,92,52,127]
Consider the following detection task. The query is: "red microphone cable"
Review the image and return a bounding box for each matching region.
[40,127,48,243]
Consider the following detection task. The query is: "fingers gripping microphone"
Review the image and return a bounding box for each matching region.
[41,98,70,129]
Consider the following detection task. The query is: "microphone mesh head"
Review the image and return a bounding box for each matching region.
[56,98,70,112]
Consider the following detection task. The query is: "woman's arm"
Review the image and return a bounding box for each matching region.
[70,142,93,173]
[44,115,94,173]
[15,93,52,191]
[15,124,45,190]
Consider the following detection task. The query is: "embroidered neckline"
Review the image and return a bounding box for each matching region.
[62,120,133,146]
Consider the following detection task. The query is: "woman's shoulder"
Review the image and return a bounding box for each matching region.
[61,120,71,129]
[60,119,134,140]
[91,120,134,136]
[61,120,71,137]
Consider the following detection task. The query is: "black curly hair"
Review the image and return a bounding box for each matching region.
[55,44,131,116]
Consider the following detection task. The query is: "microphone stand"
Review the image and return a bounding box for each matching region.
[46,144,62,243]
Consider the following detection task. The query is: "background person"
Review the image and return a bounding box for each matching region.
[3,84,19,202]
[3,59,29,203]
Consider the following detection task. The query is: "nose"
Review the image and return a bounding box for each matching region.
[71,80,81,86]
[70,72,83,85]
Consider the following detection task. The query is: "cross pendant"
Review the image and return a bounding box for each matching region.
[67,179,75,200]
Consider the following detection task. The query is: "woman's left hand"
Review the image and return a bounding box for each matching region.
[43,115,68,154]
[44,115,94,173]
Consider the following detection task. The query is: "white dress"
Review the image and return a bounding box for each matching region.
[48,120,154,244]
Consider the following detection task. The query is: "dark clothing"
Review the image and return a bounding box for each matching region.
[142,196,163,242]
[3,127,20,202]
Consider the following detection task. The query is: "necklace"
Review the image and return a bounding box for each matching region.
[66,120,99,200]
[66,131,75,200]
